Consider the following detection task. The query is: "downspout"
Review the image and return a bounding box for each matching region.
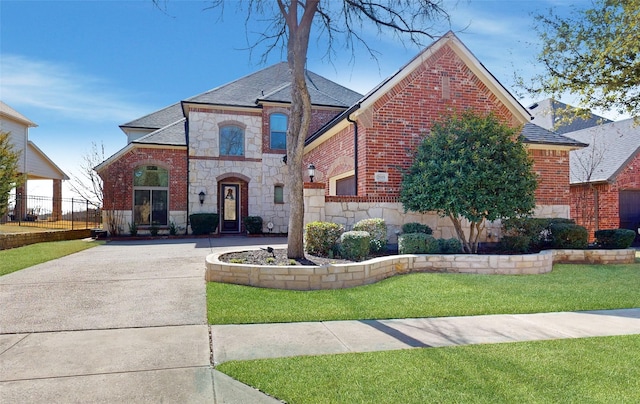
[185,118,190,233]
[346,114,358,196]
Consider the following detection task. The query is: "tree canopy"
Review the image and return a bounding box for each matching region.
[525,0,640,117]
[0,131,23,219]
[399,111,538,253]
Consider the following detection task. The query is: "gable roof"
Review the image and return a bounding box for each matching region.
[27,141,69,180]
[133,119,186,146]
[565,117,640,184]
[0,101,37,127]
[521,123,588,148]
[184,62,362,109]
[306,31,533,148]
[528,98,611,134]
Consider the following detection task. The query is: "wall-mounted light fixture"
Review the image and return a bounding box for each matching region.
[308,163,316,182]
[199,191,206,205]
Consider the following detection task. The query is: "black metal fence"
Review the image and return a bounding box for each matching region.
[1,194,101,230]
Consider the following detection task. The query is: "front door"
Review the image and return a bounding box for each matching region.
[220,184,240,233]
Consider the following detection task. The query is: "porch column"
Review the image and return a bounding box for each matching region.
[52,179,63,221]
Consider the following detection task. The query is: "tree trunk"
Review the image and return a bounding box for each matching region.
[283,0,318,259]
[449,213,472,253]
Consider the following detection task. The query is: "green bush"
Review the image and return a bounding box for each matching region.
[501,217,576,252]
[305,221,344,256]
[401,222,433,235]
[353,218,388,253]
[190,213,219,235]
[549,223,588,249]
[438,238,463,254]
[594,229,636,249]
[498,235,531,253]
[128,222,138,236]
[339,231,371,261]
[243,216,263,234]
[398,233,440,254]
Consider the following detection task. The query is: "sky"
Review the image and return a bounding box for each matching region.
[0,0,606,197]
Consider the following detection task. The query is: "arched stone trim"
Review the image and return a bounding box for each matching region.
[217,172,251,183]
[217,120,247,130]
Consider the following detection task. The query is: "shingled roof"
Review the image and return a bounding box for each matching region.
[565,118,640,184]
[528,99,611,134]
[185,62,362,108]
[133,119,186,146]
[120,102,184,131]
[520,123,588,148]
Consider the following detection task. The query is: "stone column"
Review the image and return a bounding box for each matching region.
[52,179,63,221]
[14,184,27,221]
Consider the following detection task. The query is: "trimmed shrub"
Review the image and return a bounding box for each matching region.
[549,223,588,249]
[594,229,636,249]
[190,213,219,235]
[501,217,576,252]
[305,221,344,256]
[401,222,433,235]
[498,235,531,253]
[398,233,439,254]
[339,231,371,261]
[353,218,388,253]
[438,237,463,254]
[243,216,263,234]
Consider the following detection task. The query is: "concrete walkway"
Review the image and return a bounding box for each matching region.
[1,238,639,403]
[0,237,287,404]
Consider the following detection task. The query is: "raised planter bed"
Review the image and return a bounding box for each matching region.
[205,248,636,291]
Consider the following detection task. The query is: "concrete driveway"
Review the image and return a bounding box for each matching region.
[0,237,286,403]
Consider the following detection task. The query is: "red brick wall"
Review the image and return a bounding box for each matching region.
[571,151,640,239]
[99,147,187,211]
[529,148,571,206]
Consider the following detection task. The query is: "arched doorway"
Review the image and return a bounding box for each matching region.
[218,177,248,234]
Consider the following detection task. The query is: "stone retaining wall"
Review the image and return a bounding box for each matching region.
[207,248,636,291]
[0,229,92,250]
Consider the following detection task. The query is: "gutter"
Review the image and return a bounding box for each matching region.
[346,114,359,196]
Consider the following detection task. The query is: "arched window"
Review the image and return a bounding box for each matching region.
[220,125,244,156]
[270,113,287,150]
[133,165,168,226]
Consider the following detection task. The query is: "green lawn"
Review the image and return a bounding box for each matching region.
[207,262,640,324]
[218,334,640,403]
[0,239,104,276]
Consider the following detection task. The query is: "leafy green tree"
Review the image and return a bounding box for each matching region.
[154,0,450,259]
[0,131,23,219]
[524,0,640,117]
[400,111,538,253]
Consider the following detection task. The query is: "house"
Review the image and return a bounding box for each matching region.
[97,32,585,240]
[565,118,640,240]
[0,101,69,221]
[528,98,611,134]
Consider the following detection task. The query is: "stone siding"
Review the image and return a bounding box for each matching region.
[205,248,635,290]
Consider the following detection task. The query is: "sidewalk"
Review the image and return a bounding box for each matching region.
[211,308,640,364]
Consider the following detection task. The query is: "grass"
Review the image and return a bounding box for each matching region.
[218,334,640,403]
[0,239,104,276]
[207,262,640,324]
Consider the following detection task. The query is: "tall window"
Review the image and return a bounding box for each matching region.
[220,125,244,156]
[270,113,287,150]
[274,185,284,204]
[133,165,168,226]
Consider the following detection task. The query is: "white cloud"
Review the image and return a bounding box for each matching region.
[0,54,150,123]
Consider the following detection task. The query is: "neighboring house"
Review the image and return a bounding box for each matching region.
[565,118,640,240]
[0,101,69,220]
[528,98,612,134]
[97,32,585,240]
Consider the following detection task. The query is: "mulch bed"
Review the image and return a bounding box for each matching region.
[220,248,354,266]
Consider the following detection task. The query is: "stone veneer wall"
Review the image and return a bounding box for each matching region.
[304,187,569,244]
[205,248,636,291]
[0,229,92,250]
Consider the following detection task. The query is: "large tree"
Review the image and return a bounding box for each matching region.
[524,0,640,117]
[0,131,23,219]
[399,111,538,254]
[156,0,450,258]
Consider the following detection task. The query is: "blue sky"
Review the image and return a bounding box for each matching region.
[1,0,592,196]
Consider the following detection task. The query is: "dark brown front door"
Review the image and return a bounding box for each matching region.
[220,184,240,233]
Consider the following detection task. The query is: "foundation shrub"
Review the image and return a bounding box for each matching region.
[501,217,576,252]
[398,233,440,254]
[243,216,263,234]
[401,222,433,235]
[339,231,371,261]
[438,237,463,254]
[498,235,531,253]
[305,221,344,256]
[549,223,589,249]
[353,218,387,253]
[190,213,219,235]
[594,229,636,249]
